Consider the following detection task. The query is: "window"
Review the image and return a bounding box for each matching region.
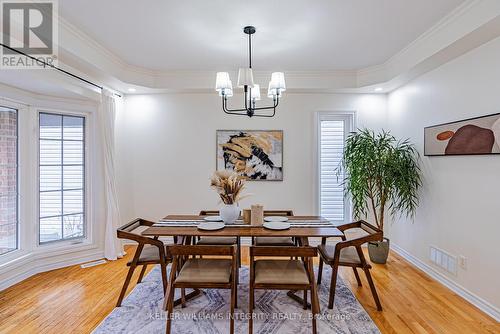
[0,107,18,255]
[39,113,85,243]
[318,113,353,223]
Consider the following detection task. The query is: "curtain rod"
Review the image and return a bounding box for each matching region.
[0,43,122,98]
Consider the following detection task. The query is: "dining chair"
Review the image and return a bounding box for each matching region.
[316,220,383,311]
[165,245,238,334]
[197,210,241,267]
[116,218,172,307]
[249,246,320,334]
[253,210,296,246]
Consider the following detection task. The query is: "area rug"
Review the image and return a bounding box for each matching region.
[94,266,380,334]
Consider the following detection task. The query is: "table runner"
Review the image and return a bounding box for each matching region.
[154,219,335,228]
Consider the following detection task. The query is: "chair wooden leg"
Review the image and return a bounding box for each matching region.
[180,288,186,308]
[237,237,242,268]
[230,283,236,334]
[137,264,148,284]
[234,282,238,309]
[165,286,175,334]
[160,263,168,295]
[317,258,324,285]
[353,267,362,287]
[311,290,318,334]
[303,290,308,310]
[364,268,382,311]
[116,265,136,307]
[248,284,254,334]
[308,258,319,334]
[328,264,339,309]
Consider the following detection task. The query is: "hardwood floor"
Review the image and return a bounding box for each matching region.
[0,245,498,334]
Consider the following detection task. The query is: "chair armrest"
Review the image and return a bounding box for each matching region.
[334,231,382,251]
[117,218,164,248]
[335,221,361,232]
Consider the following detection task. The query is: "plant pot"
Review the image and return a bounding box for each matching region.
[368,238,390,264]
[220,203,240,224]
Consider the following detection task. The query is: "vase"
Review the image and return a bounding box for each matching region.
[220,203,240,224]
[368,237,390,264]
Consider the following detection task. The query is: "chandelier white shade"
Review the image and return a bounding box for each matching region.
[215,72,233,96]
[237,68,255,87]
[268,72,286,98]
[248,84,261,101]
[270,72,286,91]
[216,26,284,117]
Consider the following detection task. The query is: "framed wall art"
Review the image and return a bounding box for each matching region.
[216,130,283,181]
[424,113,500,156]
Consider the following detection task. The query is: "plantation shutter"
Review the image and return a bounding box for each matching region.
[319,114,352,223]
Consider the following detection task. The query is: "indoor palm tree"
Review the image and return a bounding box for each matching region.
[339,129,422,263]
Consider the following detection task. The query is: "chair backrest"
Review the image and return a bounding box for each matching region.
[264,210,294,216]
[199,210,219,216]
[250,246,317,258]
[199,210,294,216]
[167,244,237,257]
[117,218,162,247]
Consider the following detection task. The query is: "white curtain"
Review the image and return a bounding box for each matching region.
[100,89,125,260]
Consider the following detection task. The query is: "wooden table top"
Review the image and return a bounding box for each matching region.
[142,215,344,238]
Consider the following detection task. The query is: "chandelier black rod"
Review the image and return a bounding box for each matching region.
[223,97,278,117]
[248,30,252,69]
[222,95,280,112]
[219,25,282,117]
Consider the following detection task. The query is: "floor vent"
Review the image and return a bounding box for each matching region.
[80,259,107,268]
[430,246,457,275]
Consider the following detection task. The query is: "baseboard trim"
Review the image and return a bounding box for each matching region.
[391,243,500,322]
[0,250,104,291]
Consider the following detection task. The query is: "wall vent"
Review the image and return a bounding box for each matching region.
[80,259,107,268]
[429,246,457,275]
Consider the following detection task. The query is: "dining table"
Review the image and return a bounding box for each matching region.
[141,214,344,309]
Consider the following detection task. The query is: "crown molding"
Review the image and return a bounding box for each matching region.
[357,0,500,86]
[0,82,99,112]
[7,0,499,96]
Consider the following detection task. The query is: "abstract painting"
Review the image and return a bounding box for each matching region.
[424,113,500,156]
[216,130,283,181]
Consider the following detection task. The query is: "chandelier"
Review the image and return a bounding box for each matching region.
[215,26,285,117]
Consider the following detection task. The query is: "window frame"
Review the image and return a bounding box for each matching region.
[0,93,99,271]
[37,110,89,246]
[315,111,355,225]
[0,106,19,256]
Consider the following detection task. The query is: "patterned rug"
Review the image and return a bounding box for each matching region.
[94,266,380,334]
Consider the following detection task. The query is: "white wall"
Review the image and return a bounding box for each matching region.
[116,93,387,222]
[387,37,500,314]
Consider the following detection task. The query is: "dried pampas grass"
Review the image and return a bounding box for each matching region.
[210,170,247,205]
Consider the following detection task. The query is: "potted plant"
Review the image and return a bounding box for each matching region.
[210,171,247,224]
[338,129,422,264]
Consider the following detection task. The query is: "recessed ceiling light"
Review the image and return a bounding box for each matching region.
[128,88,136,92]
[374,87,383,92]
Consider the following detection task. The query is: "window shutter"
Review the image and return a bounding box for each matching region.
[319,115,352,223]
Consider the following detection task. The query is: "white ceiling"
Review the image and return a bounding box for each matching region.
[59,0,465,72]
